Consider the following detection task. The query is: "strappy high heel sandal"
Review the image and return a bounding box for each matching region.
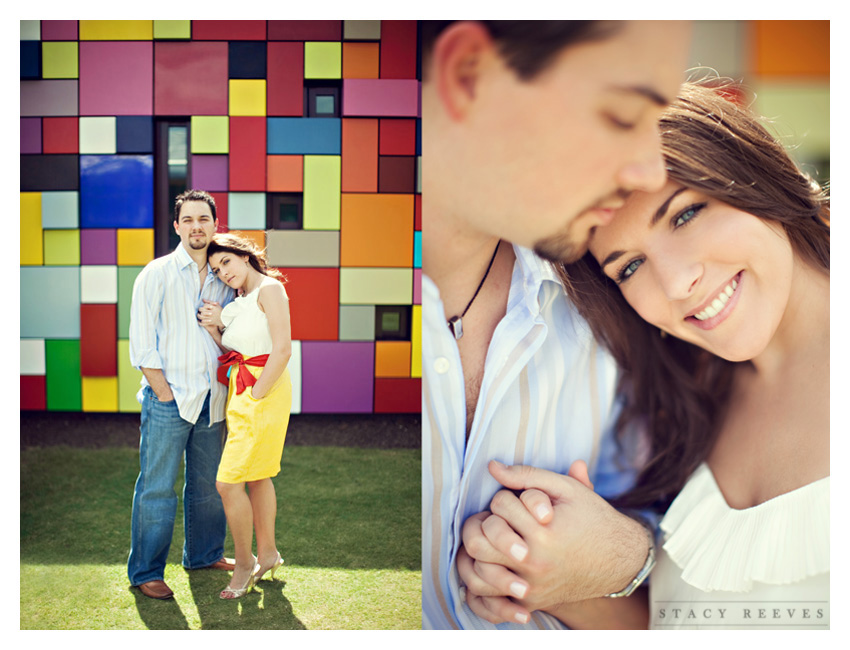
[256,552,285,582]
[219,560,260,599]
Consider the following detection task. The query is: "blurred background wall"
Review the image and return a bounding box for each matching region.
[20,20,422,416]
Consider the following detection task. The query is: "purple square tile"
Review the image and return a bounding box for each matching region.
[21,118,42,154]
[191,155,228,192]
[80,229,117,265]
[42,20,78,41]
[413,269,421,305]
[301,342,374,413]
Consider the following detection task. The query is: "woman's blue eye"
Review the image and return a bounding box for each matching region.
[619,258,644,282]
[674,203,706,227]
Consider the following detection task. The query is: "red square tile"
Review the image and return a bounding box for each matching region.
[379,119,416,156]
[275,268,339,341]
[229,117,266,192]
[21,375,47,410]
[154,42,229,115]
[43,117,79,154]
[374,378,421,413]
[81,304,117,376]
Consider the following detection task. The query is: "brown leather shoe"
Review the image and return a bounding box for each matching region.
[206,557,236,571]
[138,580,174,599]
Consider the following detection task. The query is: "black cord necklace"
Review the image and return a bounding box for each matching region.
[447,241,500,340]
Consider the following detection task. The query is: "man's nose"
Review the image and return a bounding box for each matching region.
[616,128,667,194]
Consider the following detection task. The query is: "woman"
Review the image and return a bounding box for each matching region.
[198,232,293,599]
[464,79,830,629]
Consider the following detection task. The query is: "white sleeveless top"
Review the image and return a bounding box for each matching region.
[649,463,829,630]
[220,276,286,358]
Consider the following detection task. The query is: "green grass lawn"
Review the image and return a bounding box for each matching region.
[20,445,420,630]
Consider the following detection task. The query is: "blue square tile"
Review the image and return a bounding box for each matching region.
[21,41,41,79]
[21,267,81,338]
[267,118,341,155]
[116,117,154,154]
[80,155,154,228]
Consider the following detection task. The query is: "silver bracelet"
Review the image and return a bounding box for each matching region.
[604,525,656,598]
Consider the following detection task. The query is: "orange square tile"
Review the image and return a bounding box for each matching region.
[227,229,266,252]
[752,20,829,77]
[343,42,379,79]
[375,341,411,377]
[340,193,414,267]
[267,155,303,192]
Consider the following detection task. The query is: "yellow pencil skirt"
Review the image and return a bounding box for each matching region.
[216,364,291,484]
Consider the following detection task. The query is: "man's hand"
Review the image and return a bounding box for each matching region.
[458,460,648,621]
[198,300,223,330]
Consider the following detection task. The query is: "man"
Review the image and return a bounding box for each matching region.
[421,21,691,628]
[127,189,236,599]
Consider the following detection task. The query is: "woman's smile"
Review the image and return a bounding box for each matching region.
[685,271,743,330]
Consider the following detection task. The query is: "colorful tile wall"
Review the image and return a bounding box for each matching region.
[20,20,421,415]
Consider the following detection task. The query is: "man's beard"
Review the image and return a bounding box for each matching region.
[533,227,588,265]
[189,236,207,250]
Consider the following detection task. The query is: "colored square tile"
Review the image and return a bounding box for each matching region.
[375,341,411,377]
[289,340,302,414]
[21,80,78,117]
[339,305,376,341]
[300,341,374,413]
[117,229,154,265]
[343,21,381,40]
[81,229,117,265]
[42,42,78,79]
[275,268,339,341]
[41,20,78,41]
[229,41,267,79]
[43,229,80,265]
[21,118,41,154]
[155,42,229,115]
[191,20,266,41]
[21,192,43,266]
[305,42,342,79]
[81,304,117,376]
[81,265,118,303]
[340,194,414,267]
[266,230,339,267]
[79,117,117,154]
[229,117,266,191]
[191,116,229,153]
[341,118,378,192]
[21,154,79,191]
[414,231,421,268]
[43,117,79,154]
[21,339,46,375]
[229,79,267,116]
[82,376,118,411]
[268,21,341,41]
[343,42,380,79]
[20,267,81,338]
[80,155,154,228]
[79,20,153,40]
[118,339,143,412]
[228,193,266,230]
[342,79,420,117]
[267,155,303,192]
[379,21,418,80]
[45,339,82,411]
[21,376,46,411]
[20,20,41,40]
[380,119,417,156]
[116,117,154,154]
[154,20,191,40]
[267,118,342,155]
[79,42,153,116]
[41,191,79,229]
[411,304,421,376]
[118,267,143,338]
[228,230,265,252]
[374,378,420,413]
[21,41,41,79]
[339,268,413,305]
[191,155,229,192]
[303,155,341,230]
[753,20,829,77]
[378,156,416,193]
[413,269,422,305]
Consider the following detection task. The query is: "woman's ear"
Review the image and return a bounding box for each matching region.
[430,21,495,122]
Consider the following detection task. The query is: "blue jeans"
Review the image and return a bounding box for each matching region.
[128,387,227,586]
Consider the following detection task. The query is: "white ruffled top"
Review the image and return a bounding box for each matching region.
[649,462,829,630]
[221,276,286,358]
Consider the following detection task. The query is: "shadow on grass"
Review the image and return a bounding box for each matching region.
[130,586,191,630]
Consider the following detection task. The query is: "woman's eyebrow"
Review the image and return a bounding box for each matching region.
[651,187,688,226]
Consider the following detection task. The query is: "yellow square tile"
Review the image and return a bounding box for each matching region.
[117,340,142,412]
[117,229,154,266]
[229,79,267,117]
[21,192,43,266]
[79,20,153,40]
[43,229,80,265]
[82,376,118,411]
[190,116,229,154]
[305,42,342,79]
[42,42,79,79]
[154,20,191,40]
[303,155,341,230]
[411,305,421,378]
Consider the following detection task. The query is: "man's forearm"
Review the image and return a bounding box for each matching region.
[546,587,649,630]
[141,367,173,401]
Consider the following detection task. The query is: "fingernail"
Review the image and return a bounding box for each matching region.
[515,612,529,624]
[491,460,506,469]
[535,504,551,521]
[510,543,528,561]
[510,582,527,599]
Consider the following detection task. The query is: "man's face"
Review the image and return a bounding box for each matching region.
[451,21,691,263]
[174,200,217,252]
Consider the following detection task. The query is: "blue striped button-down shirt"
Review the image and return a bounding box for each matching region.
[129,243,235,426]
[422,245,636,630]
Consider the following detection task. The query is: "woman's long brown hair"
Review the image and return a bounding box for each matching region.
[208,232,286,283]
[559,79,830,511]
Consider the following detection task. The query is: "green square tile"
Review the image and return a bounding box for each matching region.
[45,339,82,411]
[118,266,143,339]
[43,229,80,265]
[42,42,78,79]
[191,116,229,154]
[154,20,191,39]
[305,42,342,79]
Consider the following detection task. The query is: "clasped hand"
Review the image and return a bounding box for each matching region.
[197,300,223,331]
[457,460,646,625]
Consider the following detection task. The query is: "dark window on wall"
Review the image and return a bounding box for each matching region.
[305,81,341,118]
[267,193,303,230]
[154,119,190,257]
[375,305,412,341]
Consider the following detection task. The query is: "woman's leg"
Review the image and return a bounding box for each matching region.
[247,478,279,571]
[216,480,255,588]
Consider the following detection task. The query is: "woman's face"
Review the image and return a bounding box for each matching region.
[210,251,250,290]
[588,181,795,362]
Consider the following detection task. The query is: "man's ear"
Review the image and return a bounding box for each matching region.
[430,21,495,122]
[173,220,179,235]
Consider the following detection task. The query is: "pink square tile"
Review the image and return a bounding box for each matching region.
[154,42,228,116]
[80,42,153,116]
[41,20,78,41]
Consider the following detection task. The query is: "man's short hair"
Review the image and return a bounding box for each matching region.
[173,189,217,222]
[420,20,622,81]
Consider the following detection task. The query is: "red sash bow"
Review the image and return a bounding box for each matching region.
[217,350,270,394]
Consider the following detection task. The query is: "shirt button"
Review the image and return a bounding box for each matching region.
[434,357,450,374]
